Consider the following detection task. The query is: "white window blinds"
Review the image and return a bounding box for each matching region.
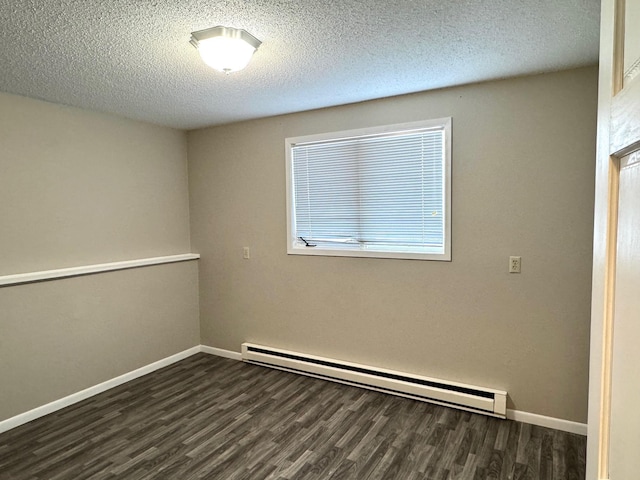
[287,119,451,260]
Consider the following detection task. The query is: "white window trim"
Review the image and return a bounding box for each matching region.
[285,118,452,261]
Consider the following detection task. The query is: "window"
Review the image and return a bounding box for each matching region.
[286,118,451,261]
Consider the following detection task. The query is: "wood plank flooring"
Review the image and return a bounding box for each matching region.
[0,353,586,480]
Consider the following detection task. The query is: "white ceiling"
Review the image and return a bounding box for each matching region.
[0,0,600,130]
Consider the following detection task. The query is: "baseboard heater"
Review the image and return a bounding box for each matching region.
[241,343,507,418]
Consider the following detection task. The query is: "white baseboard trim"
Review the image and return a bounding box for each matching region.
[200,345,242,361]
[507,409,587,436]
[0,346,201,435]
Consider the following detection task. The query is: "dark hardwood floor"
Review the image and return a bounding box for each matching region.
[0,353,586,480]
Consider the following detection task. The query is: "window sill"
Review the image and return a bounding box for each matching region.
[287,246,450,261]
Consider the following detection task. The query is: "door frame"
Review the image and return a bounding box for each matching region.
[587,0,640,478]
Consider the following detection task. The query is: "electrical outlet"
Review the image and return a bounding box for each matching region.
[509,256,521,273]
[243,247,250,259]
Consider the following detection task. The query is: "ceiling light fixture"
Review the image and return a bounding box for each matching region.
[190,26,261,74]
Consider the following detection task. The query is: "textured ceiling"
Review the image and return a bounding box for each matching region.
[0,0,600,130]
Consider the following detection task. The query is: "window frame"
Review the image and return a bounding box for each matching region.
[285,117,452,261]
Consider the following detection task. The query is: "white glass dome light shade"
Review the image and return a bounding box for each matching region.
[190,26,261,74]
[197,36,256,73]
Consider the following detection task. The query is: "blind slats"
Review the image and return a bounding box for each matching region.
[291,125,447,254]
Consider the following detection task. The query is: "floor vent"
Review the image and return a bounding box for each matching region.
[241,343,507,418]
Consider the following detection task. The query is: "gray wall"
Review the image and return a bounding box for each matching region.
[0,93,191,274]
[0,93,199,422]
[0,263,199,421]
[188,67,598,422]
